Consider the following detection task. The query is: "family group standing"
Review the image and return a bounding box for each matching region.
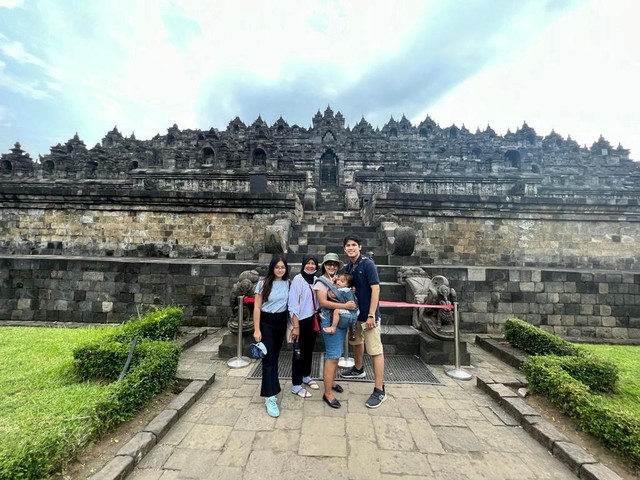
[253,235,387,417]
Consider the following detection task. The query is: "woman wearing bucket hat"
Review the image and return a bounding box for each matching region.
[314,252,356,409]
[287,254,320,398]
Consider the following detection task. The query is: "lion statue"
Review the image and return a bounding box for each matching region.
[397,267,457,341]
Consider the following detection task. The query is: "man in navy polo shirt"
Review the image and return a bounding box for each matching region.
[341,234,386,408]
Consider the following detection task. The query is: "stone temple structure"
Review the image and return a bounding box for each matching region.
[1,107,639,344]
[2,106,637,197]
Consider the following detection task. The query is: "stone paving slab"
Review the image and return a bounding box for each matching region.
[90,329,627,479]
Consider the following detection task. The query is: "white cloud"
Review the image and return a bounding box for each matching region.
[0,34,48,68]
[425,0,640,157]
[0,59,50,99]
[0,0,23,8]
[25,0,433,142]
[4,0,636,162]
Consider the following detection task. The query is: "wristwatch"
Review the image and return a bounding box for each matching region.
[367,314,375,318]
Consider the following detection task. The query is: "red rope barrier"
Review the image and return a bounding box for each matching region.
[242,296,452,309]
[380,301,454,309]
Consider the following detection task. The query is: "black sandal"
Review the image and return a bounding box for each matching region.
[322,394,341,409]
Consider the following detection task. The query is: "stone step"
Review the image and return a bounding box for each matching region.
[380,307,413,325]
[298,221,373,229]
[303,231,378,240]
[298,219,367,228]
[293,228,377,236]
[291,236,383,247]
[316,201,344,209]
[303,211,362,219]
[378,265,404,282]
[291,245,384,256]
[283,248,387,262]
[280,252,421,267]
[290,235,380,245]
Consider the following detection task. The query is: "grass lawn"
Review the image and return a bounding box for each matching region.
[0,326,116,477]
[580,343,640,418]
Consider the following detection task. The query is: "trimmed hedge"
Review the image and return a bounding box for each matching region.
[0,307,183,479]
[504,318,618,392]
[504,317,579,356]
[94,340,181,430]
[111,306,182,343]
[551,353,618,394]
[522,356,640,467]
[74,339,178,382]
[68,307,182,466]
[73,305,183,381]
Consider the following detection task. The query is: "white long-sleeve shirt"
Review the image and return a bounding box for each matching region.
[287,274,317,321]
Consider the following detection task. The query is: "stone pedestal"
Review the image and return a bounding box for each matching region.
[218,331,253,358]
[419,332,470,365]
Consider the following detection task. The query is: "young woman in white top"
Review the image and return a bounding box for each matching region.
[253,254,289,417]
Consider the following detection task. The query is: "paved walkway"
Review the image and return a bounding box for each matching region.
[117,330,583,480]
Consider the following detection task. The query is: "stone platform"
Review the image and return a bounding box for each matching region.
[90,329,625,480]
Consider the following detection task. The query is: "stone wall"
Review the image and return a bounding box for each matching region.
[430,266,640,340]
[0,186,301,259]
[365,193,640,270]
[1,256,637,339]
[0,256,257,327]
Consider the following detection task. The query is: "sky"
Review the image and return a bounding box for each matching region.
[0,0,638,161]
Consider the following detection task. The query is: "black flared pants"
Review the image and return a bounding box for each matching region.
[259,310,287,398]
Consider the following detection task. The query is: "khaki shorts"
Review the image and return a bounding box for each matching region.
[349,319,384,356]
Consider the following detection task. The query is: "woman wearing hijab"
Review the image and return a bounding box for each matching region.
[287,254,320,397]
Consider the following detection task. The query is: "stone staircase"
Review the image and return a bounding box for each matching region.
[285,190,421,356]
[226,188,464,364]
[315,186,345,211]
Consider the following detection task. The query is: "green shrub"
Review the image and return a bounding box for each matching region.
[504,318,619,392]
[522,356,640,467]
[73,306,184,432]
[111,306,183,343]
[94,340,181,431]
[73,339,177,382]
[504,318,578,356]
[523,353,618,394]
[73,340,131,381]
[73,306,183,380]
[1,339,181,478]
[557,351,619,394]
[0,308,182,479]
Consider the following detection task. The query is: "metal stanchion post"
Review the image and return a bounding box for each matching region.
[445,302,472,381]
[227,295,251,368]
[338,329,354,369]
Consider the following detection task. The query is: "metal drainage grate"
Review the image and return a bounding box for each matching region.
[249,352,324,380]
[248,354,443,385]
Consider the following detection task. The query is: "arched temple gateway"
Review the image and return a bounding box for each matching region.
[0,107,639,344]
